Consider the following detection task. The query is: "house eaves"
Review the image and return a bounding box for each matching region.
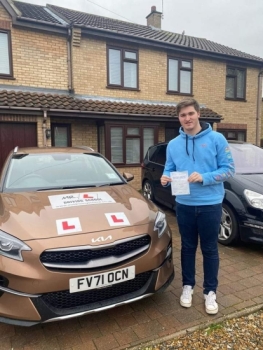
[0,89,222,123]
[47,3,263,66]
[12,16,68,35]
[78,25,263,68]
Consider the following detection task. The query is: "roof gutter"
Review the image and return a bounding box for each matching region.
[12,17,68,35]
[15,16,67,28]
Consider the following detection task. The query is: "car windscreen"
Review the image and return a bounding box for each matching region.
[229,143,263,174]
[3,153,124,191]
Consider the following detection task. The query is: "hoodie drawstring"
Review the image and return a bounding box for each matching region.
[185,135,195,161]
[192,138,195,162]
[186,135,189,156]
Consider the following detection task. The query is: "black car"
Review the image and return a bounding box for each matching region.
[141,141,263,246]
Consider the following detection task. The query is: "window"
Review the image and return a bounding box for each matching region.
[219,129,246,141]
[0,30,13,77]
[226,67,246,100]
[107,46,138,89]
[167,57,192,94]
[150,144,167,165]
[165,127,180,142]
[51,124,71,147]
[101,124,157,165]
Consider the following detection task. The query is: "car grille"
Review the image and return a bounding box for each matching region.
[40,235,151,270]
[41,271,152,310]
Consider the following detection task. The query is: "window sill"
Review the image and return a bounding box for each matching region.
[106,85,140,92]
[166,91,193,96]
[225,98,247,102]
[0,75,15,80]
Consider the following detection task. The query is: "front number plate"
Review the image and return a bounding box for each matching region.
[69,266,135,293]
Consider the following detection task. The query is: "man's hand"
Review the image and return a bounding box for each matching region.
[188,172,203,183]
[160,175,172,186]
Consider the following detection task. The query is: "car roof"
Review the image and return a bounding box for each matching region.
[148,142,168,149]
[13,146,96,155]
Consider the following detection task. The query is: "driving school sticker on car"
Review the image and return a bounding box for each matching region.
[56,217,82,235]
[105,212,130,227]
[49,192,115,209]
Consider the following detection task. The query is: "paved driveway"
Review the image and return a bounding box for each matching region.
[1,206,263,350]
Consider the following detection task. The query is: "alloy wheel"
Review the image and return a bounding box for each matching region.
[219,207,232,241]
[143,181,153,200]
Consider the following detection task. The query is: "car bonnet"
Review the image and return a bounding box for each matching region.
[0,185,157,241]
[233,174,263,194]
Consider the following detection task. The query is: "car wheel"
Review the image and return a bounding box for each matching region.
[218,203,239,246]
[142,180,154,201]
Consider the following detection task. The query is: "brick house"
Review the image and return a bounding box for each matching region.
[0,1,263,189]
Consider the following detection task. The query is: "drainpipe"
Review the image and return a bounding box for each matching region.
[67,27,74,94]
[42,109,47,147]
[256,70,263,146]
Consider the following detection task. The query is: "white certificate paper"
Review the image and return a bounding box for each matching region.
[170,171,190,196]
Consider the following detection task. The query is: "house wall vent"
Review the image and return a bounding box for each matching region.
[72,27,81,47]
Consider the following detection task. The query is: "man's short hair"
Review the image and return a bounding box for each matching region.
[176,98,200,116]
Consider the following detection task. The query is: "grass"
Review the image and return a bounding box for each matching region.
[204,322,224,335]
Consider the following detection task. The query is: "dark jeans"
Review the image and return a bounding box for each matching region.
[176,202,222,295]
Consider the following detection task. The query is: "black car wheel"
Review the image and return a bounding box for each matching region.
[218,203,239,245]
[142,180,154,201]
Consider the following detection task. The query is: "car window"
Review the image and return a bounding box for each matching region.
[148,146,157,161]
[151,145,167,165]
[4,153,123,191]
[229,143,263,174]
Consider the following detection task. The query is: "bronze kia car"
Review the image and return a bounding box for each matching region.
[0,146,173,326]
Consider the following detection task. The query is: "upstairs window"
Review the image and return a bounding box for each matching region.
[226,67,246,100]
[0,30,12,78]
[167,57,192,94]
[107,47,138,89]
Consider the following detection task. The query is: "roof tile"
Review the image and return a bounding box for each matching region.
[14,1,63,24]
[11,1,263,63]
[0,90,221,119]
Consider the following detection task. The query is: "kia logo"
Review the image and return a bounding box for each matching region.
[91,235,113,243]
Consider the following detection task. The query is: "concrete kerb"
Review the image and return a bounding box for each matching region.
[126,303,263,350]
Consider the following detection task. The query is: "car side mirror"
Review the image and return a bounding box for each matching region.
[123,172,134,182]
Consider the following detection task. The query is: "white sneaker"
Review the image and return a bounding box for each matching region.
[204,291,218,314]
[180,285,193,308]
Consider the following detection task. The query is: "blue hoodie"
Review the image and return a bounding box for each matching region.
[163,123,235,206]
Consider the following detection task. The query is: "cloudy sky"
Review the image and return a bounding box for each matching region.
[20,0,263,59]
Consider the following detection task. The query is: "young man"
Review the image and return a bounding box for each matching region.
[161,98,235,314]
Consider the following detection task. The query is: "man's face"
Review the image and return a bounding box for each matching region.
[178,105,200,135]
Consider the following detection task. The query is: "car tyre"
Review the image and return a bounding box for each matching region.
[142,180,154,201]
[218,203,239,246]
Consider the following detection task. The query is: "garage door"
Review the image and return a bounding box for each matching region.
[0,123,37,170]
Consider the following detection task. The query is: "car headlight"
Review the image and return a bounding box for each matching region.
[0,230,31,261]
[244,189,263,210]
[154,211,167,238]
